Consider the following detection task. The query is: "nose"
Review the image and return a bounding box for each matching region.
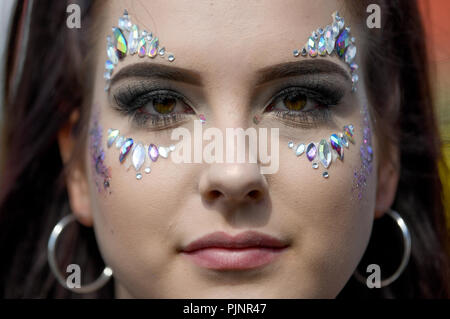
[199,163,268,205]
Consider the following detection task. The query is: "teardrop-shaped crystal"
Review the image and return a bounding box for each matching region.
[107,43,118,64]
[318,139,332,169]
[107,129,119,147]
[113,27,127,59]
[332,22,340,37]
[132,143,146,171]
[158,146,169,158]
[318,36,326,56]
[306,143,317,161]
[307,36,317,57]
[330,134,344,160]
[345,44,357,63]
[324,25,335,55]
[336,29,350,57]
[148,144,159,161]
[119,138,134,163]
[148,37,159,58]
[296,144,305,156]
[137,37,146,57]
[118,11,131,32]
[128,24,139,55]
[339,133,349,148]
[115,136,125,148]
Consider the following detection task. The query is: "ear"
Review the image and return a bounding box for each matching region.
[374,141,400,219]
[57,109,93,227]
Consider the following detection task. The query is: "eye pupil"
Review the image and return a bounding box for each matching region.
[284,93,307,111]
[154,96,176,114]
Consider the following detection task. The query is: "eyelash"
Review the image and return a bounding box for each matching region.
[112,83,342,129]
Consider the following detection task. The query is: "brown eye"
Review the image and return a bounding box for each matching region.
[283,93,307,111]
[153,96,176,114]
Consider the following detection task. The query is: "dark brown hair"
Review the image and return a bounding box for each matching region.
[0,0,448,298]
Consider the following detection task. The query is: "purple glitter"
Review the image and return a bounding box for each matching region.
[352,104,373,199]
[89,117,112,194]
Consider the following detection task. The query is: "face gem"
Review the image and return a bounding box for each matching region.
[307,37,318,57]
[343,125,355,143]
[107,42,118,65]
[335,29,350,57]
[113,27,127,59]
[306,143,317,161]
[107,129,119,147]
[312,162,319,169]
[128,24,139,55]
[345,44,357,64]
[324,25,335,55]
[105,60,114,70]
[330,134,344,160]
[115,136,125,149]
[296,144,305,156]
[119,138,134,163]
[132,143,146,171]
[148,144,159,162]
[137,37,146,57]
[148,37,159,58]
[318,36,327,56]
[293,49,300,57]
[158,146,170,158]
[288,141,294,149]
[199,114,206,124]
[144,167,151,174]
[339,133,349,148]
[136,173,143,180]
[323,171,329,179]
[318,139,332,169]
[169,145,176,152]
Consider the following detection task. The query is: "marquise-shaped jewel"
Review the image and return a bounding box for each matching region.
[307,37,317,57]
[324,25,335,55]
[148,144,159,161]
[107,38,118,64]
[119,138,134,163]
[132,143,146,171]
[107,129,119,147]
[137,37,146,57]
[148,37,159,58]
[318,139,332,169]
[158,146,170,158]
[330,134,344,160]
[339,133,349,148]
[115,136,125,149]
[296,144,305,156]
[335,29,350,57]
[345,44,356,63]
[113,27,127,59]
[128,24,139,55]
[318,36,326,56]
[306,143,317,161]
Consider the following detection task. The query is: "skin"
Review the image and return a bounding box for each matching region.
[58,0,399,298]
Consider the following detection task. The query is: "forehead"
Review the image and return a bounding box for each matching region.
[99,0,352,83]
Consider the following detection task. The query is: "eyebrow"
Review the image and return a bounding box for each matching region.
[110,59,351,87]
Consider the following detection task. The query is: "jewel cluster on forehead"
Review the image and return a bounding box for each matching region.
[106,128,175,180]
[293,11,359,92]
[288,124,355,179]
[104,9,175,91]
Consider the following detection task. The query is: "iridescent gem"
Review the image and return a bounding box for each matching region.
[105,60,114,71]
[107,129,119,147]
[169,145,176,152]
[335,29,350,57]
[343,125,355,143]
[137,37,146,57]
[345,44,357,64]
[119,138,134,163]
[132,143,146,171]
[318,36,326,56]
[103,70,112,80]
[323,171,329,179]
[115,136,125,148]
[324,25,335,55]
[107,42,118,64]
[332,22,340,37]
[352,74,359,84]
[339,133,349,148]
[312,162,319,169]
[288,141,294,149]
[148,144,159,162]
[144,167,151,174]
[350,62,359,72]
[136,173,143,180]
[307,37,318,57]
[293,49,300,57]
[296,144,305,156]
[128,24,139,55]
[148,37,159,58]
[318,28,324,35]
[168,54,175,62]
[306,143,317,161]
[318,139,332,169]
[158,146,169,158]
[330,134,344,160]
[113,27,127,59]
[118,10,131,32]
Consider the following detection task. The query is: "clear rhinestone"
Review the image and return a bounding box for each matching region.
[132,144,146,171]
[158,47,166,56]
[323,171,329,179]
[332,22,340,37]
[118,11,131,32]
[318,139,332,169]
[352,74,359,84]
[288,141,294,149]
[115,136,125,148]
[301,47,307,56]
[107,43,118,65]
[169,145,176,152]
[345,44,356,63]
[339,133,349,148]
[318,36,326,56]
[296,144,305,156]
[136,173,143,180]
[158,146,169,158]
[104,80,111,91]
[338,17,345,30]
[324,25,335,55]
[128,24,139,55]
[293,49,300,57]
[307,36,318,57]
[350,62,359,72]
[168,54,175,62]
[312,162,319,169]
[107,129,119,147]
[318,28,324,35]
[144,167,151,174]
[103,70,112,80]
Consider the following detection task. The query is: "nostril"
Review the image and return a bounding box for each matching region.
[247,190,263,201]
[207,190,222,201]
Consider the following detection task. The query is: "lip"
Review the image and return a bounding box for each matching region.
[179,231,289,270]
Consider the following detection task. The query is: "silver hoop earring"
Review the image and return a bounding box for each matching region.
[47,214,113,294]
[354,208,412,288]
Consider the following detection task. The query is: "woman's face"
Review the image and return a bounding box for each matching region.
[66,0,388,298]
